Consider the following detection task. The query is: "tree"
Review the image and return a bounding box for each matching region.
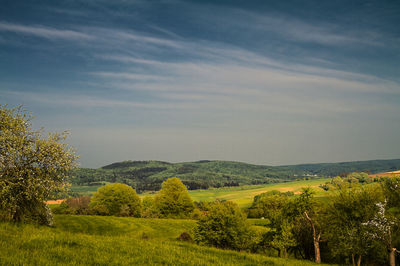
[90,183,141,217]
[0,105,77,225]
[325,186,382,266]
[253,191,297,257]
[247,190,292,218]
[194,200,253,250]
[154,177,194,218]
[362,201,398,266]
[372,177,400,266]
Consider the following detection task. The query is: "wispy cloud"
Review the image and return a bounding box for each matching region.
[0,21,92,41]
[184,4,385,48]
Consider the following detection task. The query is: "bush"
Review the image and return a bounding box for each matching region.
[141,196,160,218]
[194,201,253,250]
[89,183,141,217]
[178,232,193,242]
[154,177,194,218]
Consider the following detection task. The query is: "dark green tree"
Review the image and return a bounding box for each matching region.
[254,192,297,258]
[294,188,324,263]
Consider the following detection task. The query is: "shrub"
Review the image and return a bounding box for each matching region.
[141,196,160,218]
[154,177,194,218]
[51,202,72,215]
[178,232,193,242]
[89,183,141,217]
[194,201,253,250]
[66,196,91,214]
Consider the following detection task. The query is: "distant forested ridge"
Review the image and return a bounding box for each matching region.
[70,159,400,192]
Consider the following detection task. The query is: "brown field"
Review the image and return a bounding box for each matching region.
[46,199,64,205]
[369,170,400,178]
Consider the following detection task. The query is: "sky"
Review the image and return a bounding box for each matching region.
[1,0,400,168]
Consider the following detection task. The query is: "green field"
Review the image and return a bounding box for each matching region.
[70,184,105,196]
[188,178,332,207]
[71,178,333,208]
[0,215,331,265]
[71,159,400,194]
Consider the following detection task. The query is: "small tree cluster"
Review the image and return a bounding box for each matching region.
[319,172,375,191]
[245,179,400,266]
[52,196,92,215]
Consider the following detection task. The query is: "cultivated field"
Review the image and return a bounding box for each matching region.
[187,178,332,207]
[0,215,331,265]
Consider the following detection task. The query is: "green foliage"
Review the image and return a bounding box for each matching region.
[256,195,299,257]
[154,177,194,218]
[141,196,160,218]
[319,172,375,191]
[52,196,92,215]
[324,186,383,263]
[285,159,400,177]
[90,183,141,217]
[194,201,254,250]
[247,190,293,219]
[0,215,326,266]
[382,177,400,217]
[70,159,400,195]
[0,105,77,225]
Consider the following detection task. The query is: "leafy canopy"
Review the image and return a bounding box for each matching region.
[0,105,77,225]
[90,183,141,217]
[194,200,253,250]
[154,177,194,218]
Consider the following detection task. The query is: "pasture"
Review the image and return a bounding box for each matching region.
[0,215,330,265]
[188,178,332,207]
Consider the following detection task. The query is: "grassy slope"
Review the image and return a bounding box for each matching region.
[0,215,331,265]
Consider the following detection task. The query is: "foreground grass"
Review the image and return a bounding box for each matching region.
[0,215,329,265]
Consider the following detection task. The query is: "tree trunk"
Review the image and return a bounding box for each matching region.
[389,248,396,266]
[357,255,362,266]
[314,238,321,263]
[352,254,355,266]
[304,211,321,263]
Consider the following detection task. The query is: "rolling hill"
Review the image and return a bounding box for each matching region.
[70,159,400,193]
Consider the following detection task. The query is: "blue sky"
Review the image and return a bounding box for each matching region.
[1,0,399,168]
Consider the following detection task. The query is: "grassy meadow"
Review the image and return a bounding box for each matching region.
[69,178,333,208]
[188,178,332,207]
[0,215,331,265]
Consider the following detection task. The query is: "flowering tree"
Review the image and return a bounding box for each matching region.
[325,187,382,266]
[0,105,77,225]
[362,201,398,266]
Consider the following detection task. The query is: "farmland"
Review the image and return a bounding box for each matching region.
[186,178,331,207]
[68,178,333,208]
[69,159,400,195]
